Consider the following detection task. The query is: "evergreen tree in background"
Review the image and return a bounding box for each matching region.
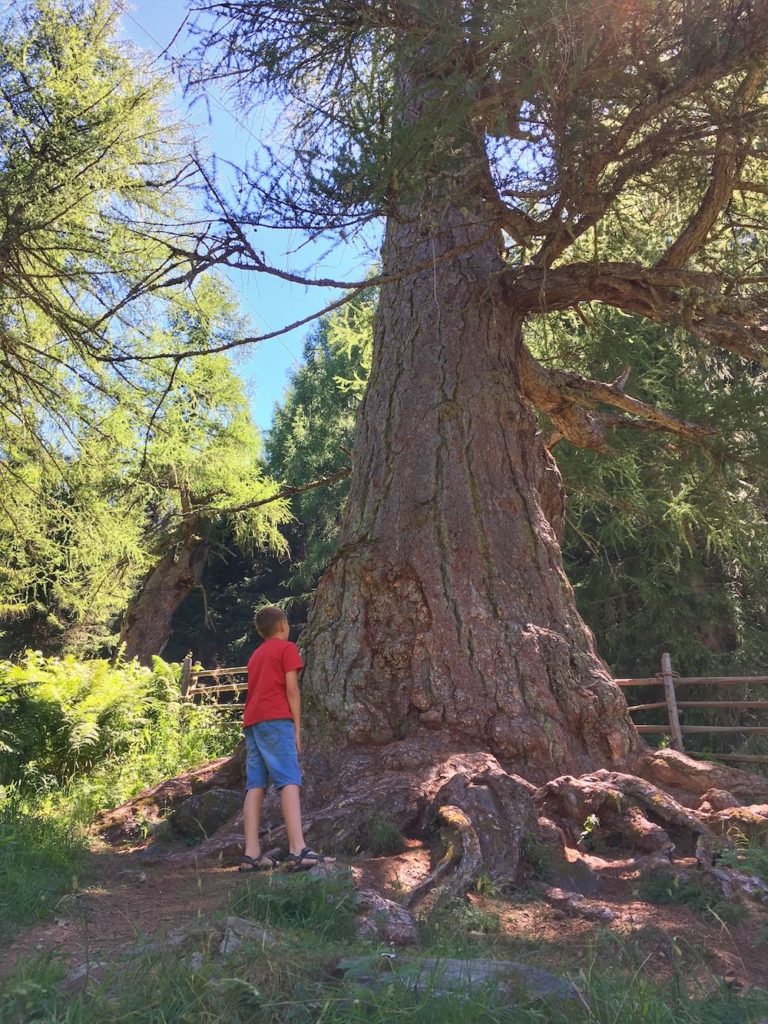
[266,294,373,614]
[0,1,286,659]
[166,295,373,665]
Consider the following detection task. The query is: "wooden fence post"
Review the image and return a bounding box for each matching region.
[661,652,684,752]
[180,652,193,697]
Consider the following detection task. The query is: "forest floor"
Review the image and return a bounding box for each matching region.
[4,832,768,1022]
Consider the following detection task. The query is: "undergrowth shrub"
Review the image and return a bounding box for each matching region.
[0,652,240,932]
[363,813,406,856]
[0,651,240,807]
[636,869,719,913]
[448,896,501,934]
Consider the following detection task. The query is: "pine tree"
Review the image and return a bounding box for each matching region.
[0,0,210,451]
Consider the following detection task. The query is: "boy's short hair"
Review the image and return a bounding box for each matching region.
[254,605,288,639]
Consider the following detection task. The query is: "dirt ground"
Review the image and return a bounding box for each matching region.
[3,838,767,1000]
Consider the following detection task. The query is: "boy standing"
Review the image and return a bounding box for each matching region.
[239,605,332,872]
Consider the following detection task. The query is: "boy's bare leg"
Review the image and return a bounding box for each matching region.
[243,787,265,859]
[281,785,336,863]
[280,784,307,854]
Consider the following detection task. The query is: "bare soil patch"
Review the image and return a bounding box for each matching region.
[4,839,766,1001]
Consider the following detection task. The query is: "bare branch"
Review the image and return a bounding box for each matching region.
[519,346,715,452]
[657,65,766,269]
[502,263,768,365]
[736,179,768,194]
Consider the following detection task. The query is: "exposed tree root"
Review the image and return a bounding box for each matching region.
[404,806,482,915]
[537,768,715,856]
[95,751,244,844]
[95,736,768,914]
[635,748,768,802]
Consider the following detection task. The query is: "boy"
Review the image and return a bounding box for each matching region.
[239,605,333,872]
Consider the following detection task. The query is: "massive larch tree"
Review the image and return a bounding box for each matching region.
[185,1,768,883]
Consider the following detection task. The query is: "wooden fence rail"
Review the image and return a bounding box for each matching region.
[615,652,768,764]
[182,650,768,764]
[181,653,248,706]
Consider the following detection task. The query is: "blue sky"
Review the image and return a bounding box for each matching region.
[120,2,375,432]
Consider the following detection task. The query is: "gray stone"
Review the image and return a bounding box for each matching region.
[120,922,217,959]
[170,788,242,840]
[542,886,616,922]
[355,890,419,945]
[64,961,107,992]
[186,951,205,973]
[219,915,275,956]
[301,860,350,881]
[116,869,147,884]
[337,955,578,1003]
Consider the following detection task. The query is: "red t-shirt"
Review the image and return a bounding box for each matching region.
[243,637,304,726]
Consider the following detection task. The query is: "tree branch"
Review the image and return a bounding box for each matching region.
[174,467,352,519]
[519,347,715,452]
[501,263,768,365]
[657,65,766,269]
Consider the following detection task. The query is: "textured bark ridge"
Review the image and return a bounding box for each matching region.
[301,163,636,772]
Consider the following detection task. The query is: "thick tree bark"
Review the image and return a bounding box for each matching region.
[120,529,209,665]
[301,145,637,773]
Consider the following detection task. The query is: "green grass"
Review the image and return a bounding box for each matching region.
[229,870,359,940]
[2,881,768,1023]
[362,814,407,856]
[2,940,767,1024]
[0,792,85,938]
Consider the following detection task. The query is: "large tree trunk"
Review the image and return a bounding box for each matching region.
[103,32,768,907]
[302,150,637,774]
[119,530,209,665]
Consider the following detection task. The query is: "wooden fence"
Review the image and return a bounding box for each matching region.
[181,653,248,707]
[615,652,768,764]
[181,650,768,764]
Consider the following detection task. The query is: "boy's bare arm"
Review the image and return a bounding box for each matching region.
[285,670,302,753]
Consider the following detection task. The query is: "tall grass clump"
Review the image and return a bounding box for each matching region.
[0,786,84,938]
[230,871,358,940]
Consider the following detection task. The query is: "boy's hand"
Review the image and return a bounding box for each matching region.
[294,728,302,755]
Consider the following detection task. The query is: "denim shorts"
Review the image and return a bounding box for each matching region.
[243,719,302,790]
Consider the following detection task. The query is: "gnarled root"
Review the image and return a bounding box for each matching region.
[403,766,537,913]
[537,768,715,857]
[97,735,768,915]
[635,748,768,803]
[404,806,482,914]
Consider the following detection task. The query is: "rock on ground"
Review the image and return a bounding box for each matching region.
[354,889,419,945]
[336,954,578,1003]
